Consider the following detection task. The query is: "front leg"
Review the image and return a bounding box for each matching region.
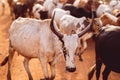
[49,62,55,80]
[102,66,111,80]
[38,56,49,80]
[78,39,87,61]
[23,58,33,80]
[78,32,93,61]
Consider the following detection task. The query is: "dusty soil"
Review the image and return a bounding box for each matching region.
[0,1,120,80]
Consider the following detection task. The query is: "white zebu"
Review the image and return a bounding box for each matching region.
[0,13,93,80]
[43,0,64,18]
[58,14,93,61]
[59,14,87,35]
[8,17,63,80]
[52,8,70,26]
[96,4,112,17]
[109,0,120,10]
[32,3,46,19]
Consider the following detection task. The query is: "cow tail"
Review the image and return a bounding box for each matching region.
[0,55,9,66]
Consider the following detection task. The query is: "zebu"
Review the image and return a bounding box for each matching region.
[7,0,37,18]
[88,25,120,80]
[0,12,93,80]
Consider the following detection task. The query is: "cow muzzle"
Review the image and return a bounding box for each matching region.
[66,67,76,72]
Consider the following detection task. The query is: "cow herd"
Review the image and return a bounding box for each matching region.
[0,0,120,80]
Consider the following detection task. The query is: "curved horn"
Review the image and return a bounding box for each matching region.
[50,12,63,40]
[78,11,94,37]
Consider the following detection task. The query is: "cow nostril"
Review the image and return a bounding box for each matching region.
[66,67,76,72]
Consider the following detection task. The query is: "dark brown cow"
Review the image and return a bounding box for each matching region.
[13,2,28,19]
[88,25,120,80]
[66,0,75,4]
[7,0,37,18]
[24,0,37,17]
[62,3,97,18]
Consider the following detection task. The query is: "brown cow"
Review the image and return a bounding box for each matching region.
[100,12,120,26]
[7,0,37,19]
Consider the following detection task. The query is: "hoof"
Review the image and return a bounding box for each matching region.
[78,56,83,61]
[79,57,83,61]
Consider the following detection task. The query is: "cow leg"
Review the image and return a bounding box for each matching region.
[102,66,111,80]
[7,46,15,80]
[88,64,96,80]
[2,2,5,15]
[49,62,55,80]
[96,57,102,80]
[78,39,87,61]
[38,56,49,80]
[10,7,14,20]
[78,33,93,61]
[23,58,33,80]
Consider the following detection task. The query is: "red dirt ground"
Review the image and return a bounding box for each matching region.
[0,1,120,80]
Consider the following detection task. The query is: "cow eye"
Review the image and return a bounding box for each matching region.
[63,47,68,60]
[63,47,67,53]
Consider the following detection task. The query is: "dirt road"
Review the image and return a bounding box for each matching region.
[0,1,120,80]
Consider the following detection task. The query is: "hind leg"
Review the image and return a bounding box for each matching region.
[96,57,102,80]
[78,39,87,61]
[2,2,5,15]
[102,66,111,80]
[78,33,93,61]
[23,58,33,80]
[49,62,55,80]
[88,64,96,80]
[7,45,15,80]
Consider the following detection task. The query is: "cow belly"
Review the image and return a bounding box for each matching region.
[96,29,120,73]
[9,26,40,58]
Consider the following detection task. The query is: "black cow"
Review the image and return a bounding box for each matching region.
[24,0,37,17]
[39,10,48,20]
[62,4,96,18]
[88,25,120,80]
[65,0,75,4]
[13,2,27,19]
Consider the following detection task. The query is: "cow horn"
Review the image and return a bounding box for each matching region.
[50,12,64,40]
[78,11,94,37]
